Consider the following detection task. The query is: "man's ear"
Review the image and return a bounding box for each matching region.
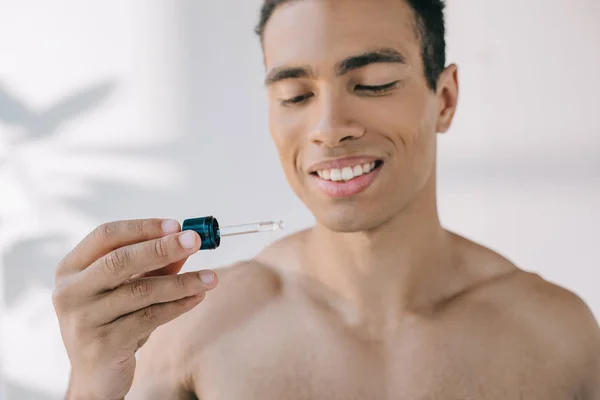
[435,63,459,133]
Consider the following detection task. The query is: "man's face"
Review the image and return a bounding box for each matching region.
[263,0,457,232]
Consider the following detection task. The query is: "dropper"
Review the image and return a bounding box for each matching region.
[218,220,285,237]
[181,216,284,250]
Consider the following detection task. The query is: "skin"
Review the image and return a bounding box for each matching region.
[53,0,600,399]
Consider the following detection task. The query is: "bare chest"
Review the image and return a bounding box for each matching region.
[193,307,575,400]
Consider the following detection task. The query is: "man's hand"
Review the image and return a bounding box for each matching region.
[52,219,217,400]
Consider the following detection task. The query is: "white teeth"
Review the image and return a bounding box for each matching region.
[316,162,378,182]
[330,169,342,181]
[341,167,353,181]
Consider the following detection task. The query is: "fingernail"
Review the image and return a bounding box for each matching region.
[178,231,197,249]
[199,270,215,285]
[162,219,180,234]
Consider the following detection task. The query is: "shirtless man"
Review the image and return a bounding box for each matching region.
[53,0,600,398]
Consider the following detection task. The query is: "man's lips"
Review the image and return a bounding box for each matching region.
[307,160,383,198]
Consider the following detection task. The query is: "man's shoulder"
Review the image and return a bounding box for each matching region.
[199,258,286,323]
[154,258,285,345]
[472,269,600,364]
[483,270,596,328]
[131,259,284,395]
[499,271,600,391]
[140,231,308,360]
[453,235,598,343]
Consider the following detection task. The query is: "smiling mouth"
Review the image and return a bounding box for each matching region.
[311,160,383,182]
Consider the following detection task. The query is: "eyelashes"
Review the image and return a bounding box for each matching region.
[355,80,400,94]
[281,93,314,106]
[280,80,400,106]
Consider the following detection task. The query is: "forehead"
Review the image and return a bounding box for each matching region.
[262,0,420,70]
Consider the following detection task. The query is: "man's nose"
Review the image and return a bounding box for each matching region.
[308,94,365,147]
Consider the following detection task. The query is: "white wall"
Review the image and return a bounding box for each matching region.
[0,0,598,398]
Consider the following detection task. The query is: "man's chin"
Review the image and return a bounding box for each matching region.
[312,209,387,233]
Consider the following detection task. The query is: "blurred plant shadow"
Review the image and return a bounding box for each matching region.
[0,80,185,306]
[0,81,115,141]
[0,178,183,306]
[61,176,182,222]
[3,235,65,306]
[0,80,119,305]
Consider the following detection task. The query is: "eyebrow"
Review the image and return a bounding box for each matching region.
[337,48,407,75]
[264,66,313,86]
[264,47,407,86]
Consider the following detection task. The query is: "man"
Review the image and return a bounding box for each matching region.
[53,0,600,398]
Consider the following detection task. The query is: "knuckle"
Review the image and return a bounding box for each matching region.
[51,285,69,311]
[55,256,68,275]
[175,274,188,291]
[55,257,75,286]
[129,279,151,299]
[152,238,169,258]
[103,252,119,274]
[54,258,70,288]
[127,219,147,237]
[54,262,66,284]
[104,248,131,274]
[93,222,114,242]
[141,306,158,322]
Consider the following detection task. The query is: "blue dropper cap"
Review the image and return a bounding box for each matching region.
[182,216,284,250]
[182,216,220,250]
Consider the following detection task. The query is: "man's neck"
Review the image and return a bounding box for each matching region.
[301,178,459,335]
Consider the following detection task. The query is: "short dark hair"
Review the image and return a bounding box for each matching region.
[255,0,446,91]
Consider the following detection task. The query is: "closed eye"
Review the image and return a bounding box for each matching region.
[355,80,400,94]
[280,80,400,106]
[281,93,314,106]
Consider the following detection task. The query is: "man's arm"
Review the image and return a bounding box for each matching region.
[587,357,600,400]
[125,318,201,400]
[577,303,600,400]
[523,275,600,400]
[584,320,600,400]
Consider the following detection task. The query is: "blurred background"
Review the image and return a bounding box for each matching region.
[0,0,598,398]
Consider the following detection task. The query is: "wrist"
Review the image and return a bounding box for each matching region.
[67,378,121,400]
[67,388,123,400]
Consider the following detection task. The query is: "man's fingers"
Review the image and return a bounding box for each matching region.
[143,258,189,278]
[111,293,206,344]
[128,258,188,282]
[57,219,181,276]
[82,230,201,293]
[93,270,217,324]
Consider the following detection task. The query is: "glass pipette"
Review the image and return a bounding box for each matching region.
[218,220,285,237]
